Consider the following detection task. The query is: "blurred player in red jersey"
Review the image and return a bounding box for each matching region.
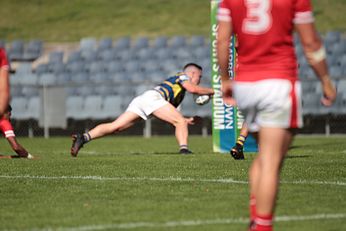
[217,0,336,230]
[0,47,10,116]
[0,105,34,159]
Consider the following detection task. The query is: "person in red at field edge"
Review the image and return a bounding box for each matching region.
[0,105,34,159]
[0,47,10,117]
[217,0,336,230]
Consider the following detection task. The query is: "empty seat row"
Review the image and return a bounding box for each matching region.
[78,35,208,52]
[1,39,43,61]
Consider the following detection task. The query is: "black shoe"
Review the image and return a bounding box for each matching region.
[230,144,244,160]
[71,134,85,157]
[179,149,193,155]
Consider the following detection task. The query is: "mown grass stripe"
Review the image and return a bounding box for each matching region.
[26,213,346,231]
[1,175,345,186]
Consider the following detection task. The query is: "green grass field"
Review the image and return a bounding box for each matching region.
[0,135,345,231]
[0,0,345,42]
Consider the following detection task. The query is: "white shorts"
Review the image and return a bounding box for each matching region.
[233,79,303,132]
[126,90,168,120]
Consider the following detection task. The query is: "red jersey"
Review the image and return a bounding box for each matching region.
[218,0,314,82]
[0,48,10,71]
[0,118,15,138]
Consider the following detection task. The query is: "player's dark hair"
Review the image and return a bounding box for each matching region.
[183,63,202,71]
[7,104,12,112]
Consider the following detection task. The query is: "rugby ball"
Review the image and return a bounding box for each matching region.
[195,95,210,105]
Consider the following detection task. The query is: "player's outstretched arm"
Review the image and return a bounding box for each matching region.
[0,68,10,116]
[295,23,336,106]
[6,136,33,158]
[181,81,214,96]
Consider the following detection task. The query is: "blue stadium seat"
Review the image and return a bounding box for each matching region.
[16,74,38,85]
[100,95,123,118]
[329,65,342,79]
[16,63,32,75]
[173,47,191,60]
[329,42,345,59]
[27,96,41,120]
[48,62,65,75]
[136,48,155,60]
[22,40,43,61]
[124,61,141,73]
[114,37,131,50]
[98,49,116,61]
[324,31,341,44]
[55,73,71,84]
[10,86,22,97]
[337,80,346,93]
[66,96,84,120]
[169,36,186,48]
[80,37,97,51]
[88,61,105,74]
[21,86,39,97]
[180,94,199,117]
[11,97,29,120]
[301,80,317,94]
[141,59,157,73]
[98,37,113,51]
[89,72,110,84]
[160,59,180,73]
[135,84,154,95]
[71,72,89,83]
[121,95,133,110]
[110,72,129,84]
[75,85,94,96]
[190,35,205,47]
[38,73,57,86]
[106,61,124,73]
[133,37,149,50]
[153,36,168,48]
[146,70,164,84]
[193,46,210,59]
[118,49,137,61]
[49,51,64,64]
[302,93,320,115]
[67,51,82,63]
[340,55,346,67]
[154,48,174,60]
[84,95,103,119]
[81,49,96,62]
[34,63,49,75]
[8,40,24,61]
[94,85,114,96]
[326,55,338,67]
[114,84,135,97]
[66,61,84,74]
[65,86,77,96]
[128,71,145,84]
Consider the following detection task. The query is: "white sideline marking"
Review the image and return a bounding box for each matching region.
[0,175,346,186]
[0,175,248,184]
[28,213,346,231]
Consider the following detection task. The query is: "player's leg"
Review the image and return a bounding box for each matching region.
[250,127,293,231]
[88,111,140,139]
[71,111,140,156]
[152,104,191,153]
[230,122,249,159]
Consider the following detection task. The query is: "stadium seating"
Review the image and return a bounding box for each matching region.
[7,32,346,130]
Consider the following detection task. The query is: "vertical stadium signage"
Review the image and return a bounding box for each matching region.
[210,0,258,153]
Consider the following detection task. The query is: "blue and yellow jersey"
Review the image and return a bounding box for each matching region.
[154,72,189,107]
